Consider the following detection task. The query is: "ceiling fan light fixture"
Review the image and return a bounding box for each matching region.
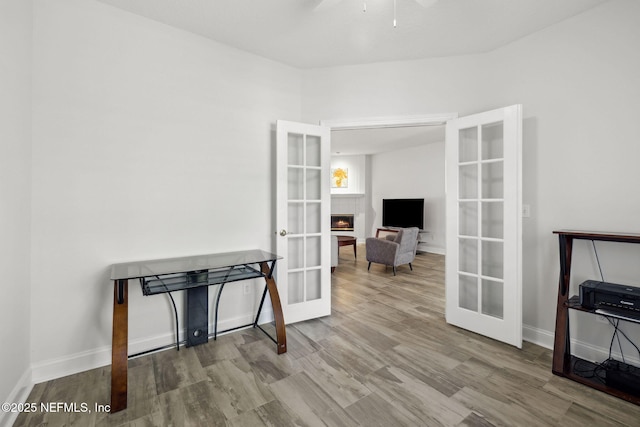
[393,0,397,28]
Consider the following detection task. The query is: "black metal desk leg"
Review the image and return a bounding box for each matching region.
[253,285,269,327]
[213,283,226,340]
[186,287,208,347]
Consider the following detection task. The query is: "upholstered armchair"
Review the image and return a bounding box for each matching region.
[365,227,419,275]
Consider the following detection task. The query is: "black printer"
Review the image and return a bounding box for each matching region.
[579,280,640,314]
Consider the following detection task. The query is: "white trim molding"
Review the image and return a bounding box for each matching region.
[0,368,33,427]
[321,113,458,130]
[30,313,269,384]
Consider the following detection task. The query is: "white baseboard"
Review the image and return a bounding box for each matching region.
[570,336,640,367]
[523,323,554,350]
[417,245,445,255]
[522,323,640,367]
[31,312,272,385]
[0,368,33,427]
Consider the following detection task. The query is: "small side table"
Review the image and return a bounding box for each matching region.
[336,235,357,258]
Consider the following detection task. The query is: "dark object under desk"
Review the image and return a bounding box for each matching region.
[108,249,287,413]
[553,230,640,405]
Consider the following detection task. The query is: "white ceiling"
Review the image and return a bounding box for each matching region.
[95,0,608,69]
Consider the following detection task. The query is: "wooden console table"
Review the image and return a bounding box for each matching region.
[553,230,640,405]
[109,249,286,413]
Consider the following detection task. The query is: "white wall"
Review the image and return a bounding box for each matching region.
[500,0,640,360]
[7,0,640,404]
[302,53,492,121]
[302,0,640,360]
[30,0,301,380]
[0,0,33,420]
[370,143,445,252]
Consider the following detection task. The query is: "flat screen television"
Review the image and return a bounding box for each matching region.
[382,198,424,230]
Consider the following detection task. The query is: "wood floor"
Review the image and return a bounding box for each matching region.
[15,247,640,426]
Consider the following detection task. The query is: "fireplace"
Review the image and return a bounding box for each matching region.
[331,214,354,231]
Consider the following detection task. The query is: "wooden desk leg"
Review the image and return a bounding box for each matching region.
[111,279,128,413]
[260,262,287,354]
[552,235,573,376]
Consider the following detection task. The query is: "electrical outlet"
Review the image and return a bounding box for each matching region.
[243,283,252,295]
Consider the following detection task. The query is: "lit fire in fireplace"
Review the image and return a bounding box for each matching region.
[331,214,354,231]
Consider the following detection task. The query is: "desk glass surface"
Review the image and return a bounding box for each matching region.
[110,249,281,280]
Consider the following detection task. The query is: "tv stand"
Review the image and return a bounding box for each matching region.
[553,230,640,405]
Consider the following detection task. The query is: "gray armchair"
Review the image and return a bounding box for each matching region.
[365,227,419,275]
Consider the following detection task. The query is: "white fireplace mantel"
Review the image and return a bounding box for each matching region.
[331,193,365,198]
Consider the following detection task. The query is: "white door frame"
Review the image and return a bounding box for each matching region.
[320,113,458,131]
[321,113,458,249]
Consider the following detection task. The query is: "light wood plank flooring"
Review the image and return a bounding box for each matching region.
[14,247,640,426]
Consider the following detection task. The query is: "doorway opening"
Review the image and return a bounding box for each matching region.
[321,114,456,254]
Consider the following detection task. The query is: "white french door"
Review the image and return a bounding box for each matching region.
[445,105,523,348]
[276,120,331,324]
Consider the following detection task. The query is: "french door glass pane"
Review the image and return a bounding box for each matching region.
[306,135,321,167]
[481,122,503,160]
[306,269,321,301]
[459,201,478,237]
[459,127,478,162]
[306,236,321,268]
[306,169,321,200]
[481,202,503,239]
[459,164,478,199]
[288,237,304,270]
[459,274,478,311]
[481,240,503,279]
[482,279,504,319]
[288,271,304,304]
[287,203,304,234]
[481,162,504,199]
[288,133,304,166]
[459,238,478,274]
[306,202,321,234]
[288,168,303,200]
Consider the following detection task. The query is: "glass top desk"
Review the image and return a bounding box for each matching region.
[109,249,286,413]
